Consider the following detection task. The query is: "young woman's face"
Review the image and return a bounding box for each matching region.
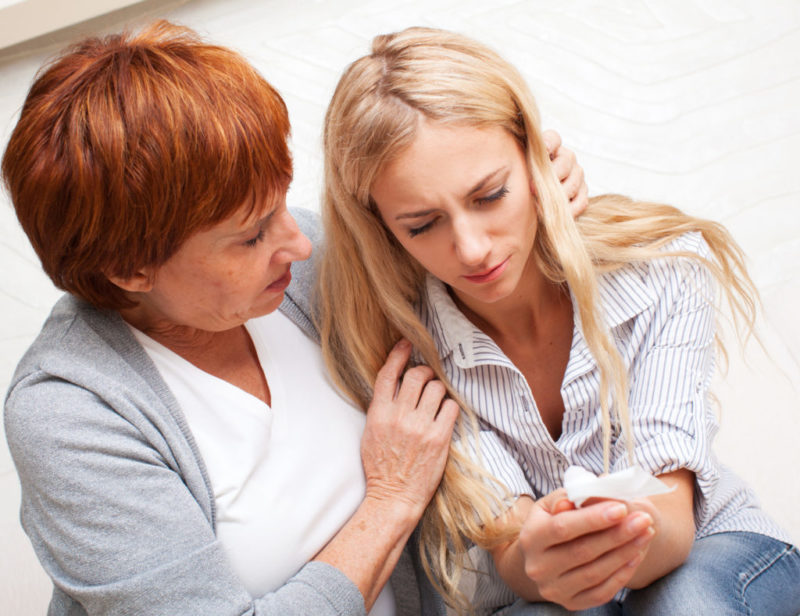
[371,120,539,309]
[129,196,312,332]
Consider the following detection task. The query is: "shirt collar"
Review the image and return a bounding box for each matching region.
[422,262,657,367]
[422,274,481,367]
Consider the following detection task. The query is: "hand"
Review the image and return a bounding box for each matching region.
[543,129,588,217]
[361,339,459,517]
[517,491,655,610]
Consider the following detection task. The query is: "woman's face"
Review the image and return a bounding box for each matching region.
[371,120,539,310]
[128,196,312,332]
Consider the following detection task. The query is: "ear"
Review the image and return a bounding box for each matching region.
[106,268,155,293]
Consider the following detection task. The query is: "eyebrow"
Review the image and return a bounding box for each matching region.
[394,166,508,221]
[227,210,275,238]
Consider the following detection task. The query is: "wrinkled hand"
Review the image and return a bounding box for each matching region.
[361,339,459,517]
[543,129,588,217]
[517,490,655,610]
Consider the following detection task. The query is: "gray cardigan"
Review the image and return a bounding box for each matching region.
[4,208,443,616]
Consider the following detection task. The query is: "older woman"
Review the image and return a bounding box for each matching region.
[2,21,585,616]
[1,21,461,616]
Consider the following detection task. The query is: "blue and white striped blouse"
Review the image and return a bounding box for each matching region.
[419,232,788,546]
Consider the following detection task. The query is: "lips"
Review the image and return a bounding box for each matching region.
[266,268,292,292]
[463,258,509,284]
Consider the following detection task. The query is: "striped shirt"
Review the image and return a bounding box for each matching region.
[419,232,790,610]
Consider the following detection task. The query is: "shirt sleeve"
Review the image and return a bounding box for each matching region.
[610,235,721,525]
[5,374,366,616]
[455,424,535,511]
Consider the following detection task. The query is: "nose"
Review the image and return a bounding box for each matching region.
[452,216,491,268]
[275,210,313,263]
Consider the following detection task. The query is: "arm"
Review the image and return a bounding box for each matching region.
[606,237,720,586]
[623,469,695,588]
[314,339,458,610]
[491,238,715,607]
[6,341,454,615]
[8,375,348,616]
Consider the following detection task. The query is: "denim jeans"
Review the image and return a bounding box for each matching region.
[501,532,800,616]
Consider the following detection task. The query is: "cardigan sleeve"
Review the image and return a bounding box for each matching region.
[5,316,365,616]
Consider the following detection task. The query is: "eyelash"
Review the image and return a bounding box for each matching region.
[408,186,509,238]
[244,229,265,247]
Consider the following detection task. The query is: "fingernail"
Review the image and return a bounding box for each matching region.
[627,553,644,568]
[634,527,655,546]
[626,513,653,534]
[396,339,411,349]
[604,503,627,522]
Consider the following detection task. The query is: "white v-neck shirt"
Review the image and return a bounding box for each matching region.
[131,311,395,615]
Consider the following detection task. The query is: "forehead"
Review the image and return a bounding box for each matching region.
[372,120,522,205]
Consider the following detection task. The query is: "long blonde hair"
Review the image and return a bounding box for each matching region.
[318,26,757,609]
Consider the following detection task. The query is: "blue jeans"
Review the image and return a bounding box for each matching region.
[501,532,800,616]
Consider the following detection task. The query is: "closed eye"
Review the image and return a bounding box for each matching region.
[476,186,509,205]
[244,228,265,247]
[409,219,436,238]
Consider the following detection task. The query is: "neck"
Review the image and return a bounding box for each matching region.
[119,305,221,353]
[452,258,568,344]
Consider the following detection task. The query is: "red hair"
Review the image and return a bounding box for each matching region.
[2,20,292,309]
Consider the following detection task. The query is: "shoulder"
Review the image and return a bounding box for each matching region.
[596,232,714,328]
[280,207,324,342]
[5,294,169,454]
[290,206,323,247]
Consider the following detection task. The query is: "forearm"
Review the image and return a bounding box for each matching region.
[314,495,421,611]
[491,497,546,601]
[495,539,546,602]
[625,469,695,588]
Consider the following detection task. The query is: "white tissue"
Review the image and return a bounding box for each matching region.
[563,465,675,507]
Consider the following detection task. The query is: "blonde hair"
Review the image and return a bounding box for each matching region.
[318,27,757,610]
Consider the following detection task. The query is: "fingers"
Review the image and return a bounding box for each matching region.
[373,339,412,399]
[536,488,570,514]
[521,500,631,550]
[414,375,448,420]
[561,160,585,201]
[519,502,655,610]
[551,144,578,183]
[548,141,589,217]
[570,178,589,217]
[550,511,654,572]
[542,129,562,158]
[554,537,648,610]
[394,364,434,406]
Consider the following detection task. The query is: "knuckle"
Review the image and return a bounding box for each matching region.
[586,587,615,607]
[518,524,534,549]
[568,542,593,564]
[440,399,459,417]
[551,516,571,542]
[563,598,582,611]
[580,567,603,588]
[524,562,544,582]
[405,365,433,383]
[424,379,446,398]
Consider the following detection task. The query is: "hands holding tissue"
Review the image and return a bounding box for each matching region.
[491,466,696,611]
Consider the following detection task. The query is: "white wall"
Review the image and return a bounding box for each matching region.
[0,0,151,49]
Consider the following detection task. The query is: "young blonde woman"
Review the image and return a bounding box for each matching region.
[318,27,800,615]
